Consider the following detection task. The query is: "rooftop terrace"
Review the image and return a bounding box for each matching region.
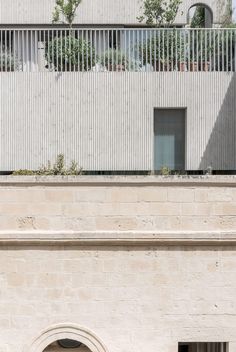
[1,28,235,73]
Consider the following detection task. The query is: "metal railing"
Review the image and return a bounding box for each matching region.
[0,28,235,72]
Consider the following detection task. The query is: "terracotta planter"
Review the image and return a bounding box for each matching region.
[201,62,210,71]
[155,61,171,72]
[108,64,125,72]
[189,62,198,72]
[178,62,186,72]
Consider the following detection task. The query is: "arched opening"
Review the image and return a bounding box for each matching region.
[43,338,91,351]
[187,4,213,28]
[27,324,108,352]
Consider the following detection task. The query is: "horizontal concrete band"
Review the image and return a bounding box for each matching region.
[1,231,236,246]
[1,175,236,187]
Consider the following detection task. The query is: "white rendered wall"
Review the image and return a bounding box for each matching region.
[0,72,235,171]
[0,0,228,25]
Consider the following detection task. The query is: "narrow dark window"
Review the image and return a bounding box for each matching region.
[179,345,189,352]
[154,108,186,171]
[178,342,228,352]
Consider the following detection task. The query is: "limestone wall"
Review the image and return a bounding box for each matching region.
[1,243,236,352]
[0,176,235,352]
[0,176,235,232]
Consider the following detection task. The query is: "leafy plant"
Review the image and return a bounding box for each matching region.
[218,4,236,71]
[0,49,16,72]
[46,35,95,71]
[138,0,182,27]
[13,154,83,176]
[12,169,35,176]
[160,166,171,175]
[215,30,236,71]
[138,29,218,71]
[101,48,129,71]
[190,6,206,28]
[139,30,182,69]
[52,0,82,28]
[220,0,233,28]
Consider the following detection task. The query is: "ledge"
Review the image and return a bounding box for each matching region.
[0,175,236,187]
[1,231,236,246]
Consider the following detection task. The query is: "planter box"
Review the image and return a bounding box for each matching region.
[108,64,125,72]
[201,62,210,71]
[178,62,186,72]
[154,61,171,72]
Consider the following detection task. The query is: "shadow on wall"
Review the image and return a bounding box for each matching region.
[199,73,236,170]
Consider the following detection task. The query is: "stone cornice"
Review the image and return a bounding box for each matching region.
[1,231,236,246]
[0,175,236,187]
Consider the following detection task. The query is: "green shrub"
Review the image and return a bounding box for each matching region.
[160,166,171,176]
[46,35,96,71]
[139,30,182,68]
[216,30,236,71]
[0,50,16,72]
[12,169,35,176]
[188,31,214,63]
[13,154,83,176]
[139,30,215,70]
[101,48,129,71]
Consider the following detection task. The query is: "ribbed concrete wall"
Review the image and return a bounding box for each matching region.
[0,0,227,25]
[1,72,235,171]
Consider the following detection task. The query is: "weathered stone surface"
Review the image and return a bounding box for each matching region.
[0,176,234,232]
[0,176,234,352]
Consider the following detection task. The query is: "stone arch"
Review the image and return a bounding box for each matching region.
[26,323,108,352]
[187,3,214,27]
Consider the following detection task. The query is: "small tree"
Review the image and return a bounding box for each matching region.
[49,0,95,71]
[46,36,95,71]
[138,0,182,27]
[220,0,233,28]
[52,0,82,28]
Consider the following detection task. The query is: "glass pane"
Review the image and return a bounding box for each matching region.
[154,109,185,171]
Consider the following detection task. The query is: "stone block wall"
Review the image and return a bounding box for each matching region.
[0,176,235,352]
[0,176,235,232]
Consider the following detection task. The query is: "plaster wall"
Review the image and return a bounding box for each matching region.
[0,0,228,26]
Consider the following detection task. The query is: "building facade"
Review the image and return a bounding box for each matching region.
[0,0,235,172]
[0,1,236,352]
[0,0,229,26]
[0,175,235,352]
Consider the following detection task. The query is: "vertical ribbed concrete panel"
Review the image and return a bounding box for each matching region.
[1,72,235,171]
[0,0,225,25]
